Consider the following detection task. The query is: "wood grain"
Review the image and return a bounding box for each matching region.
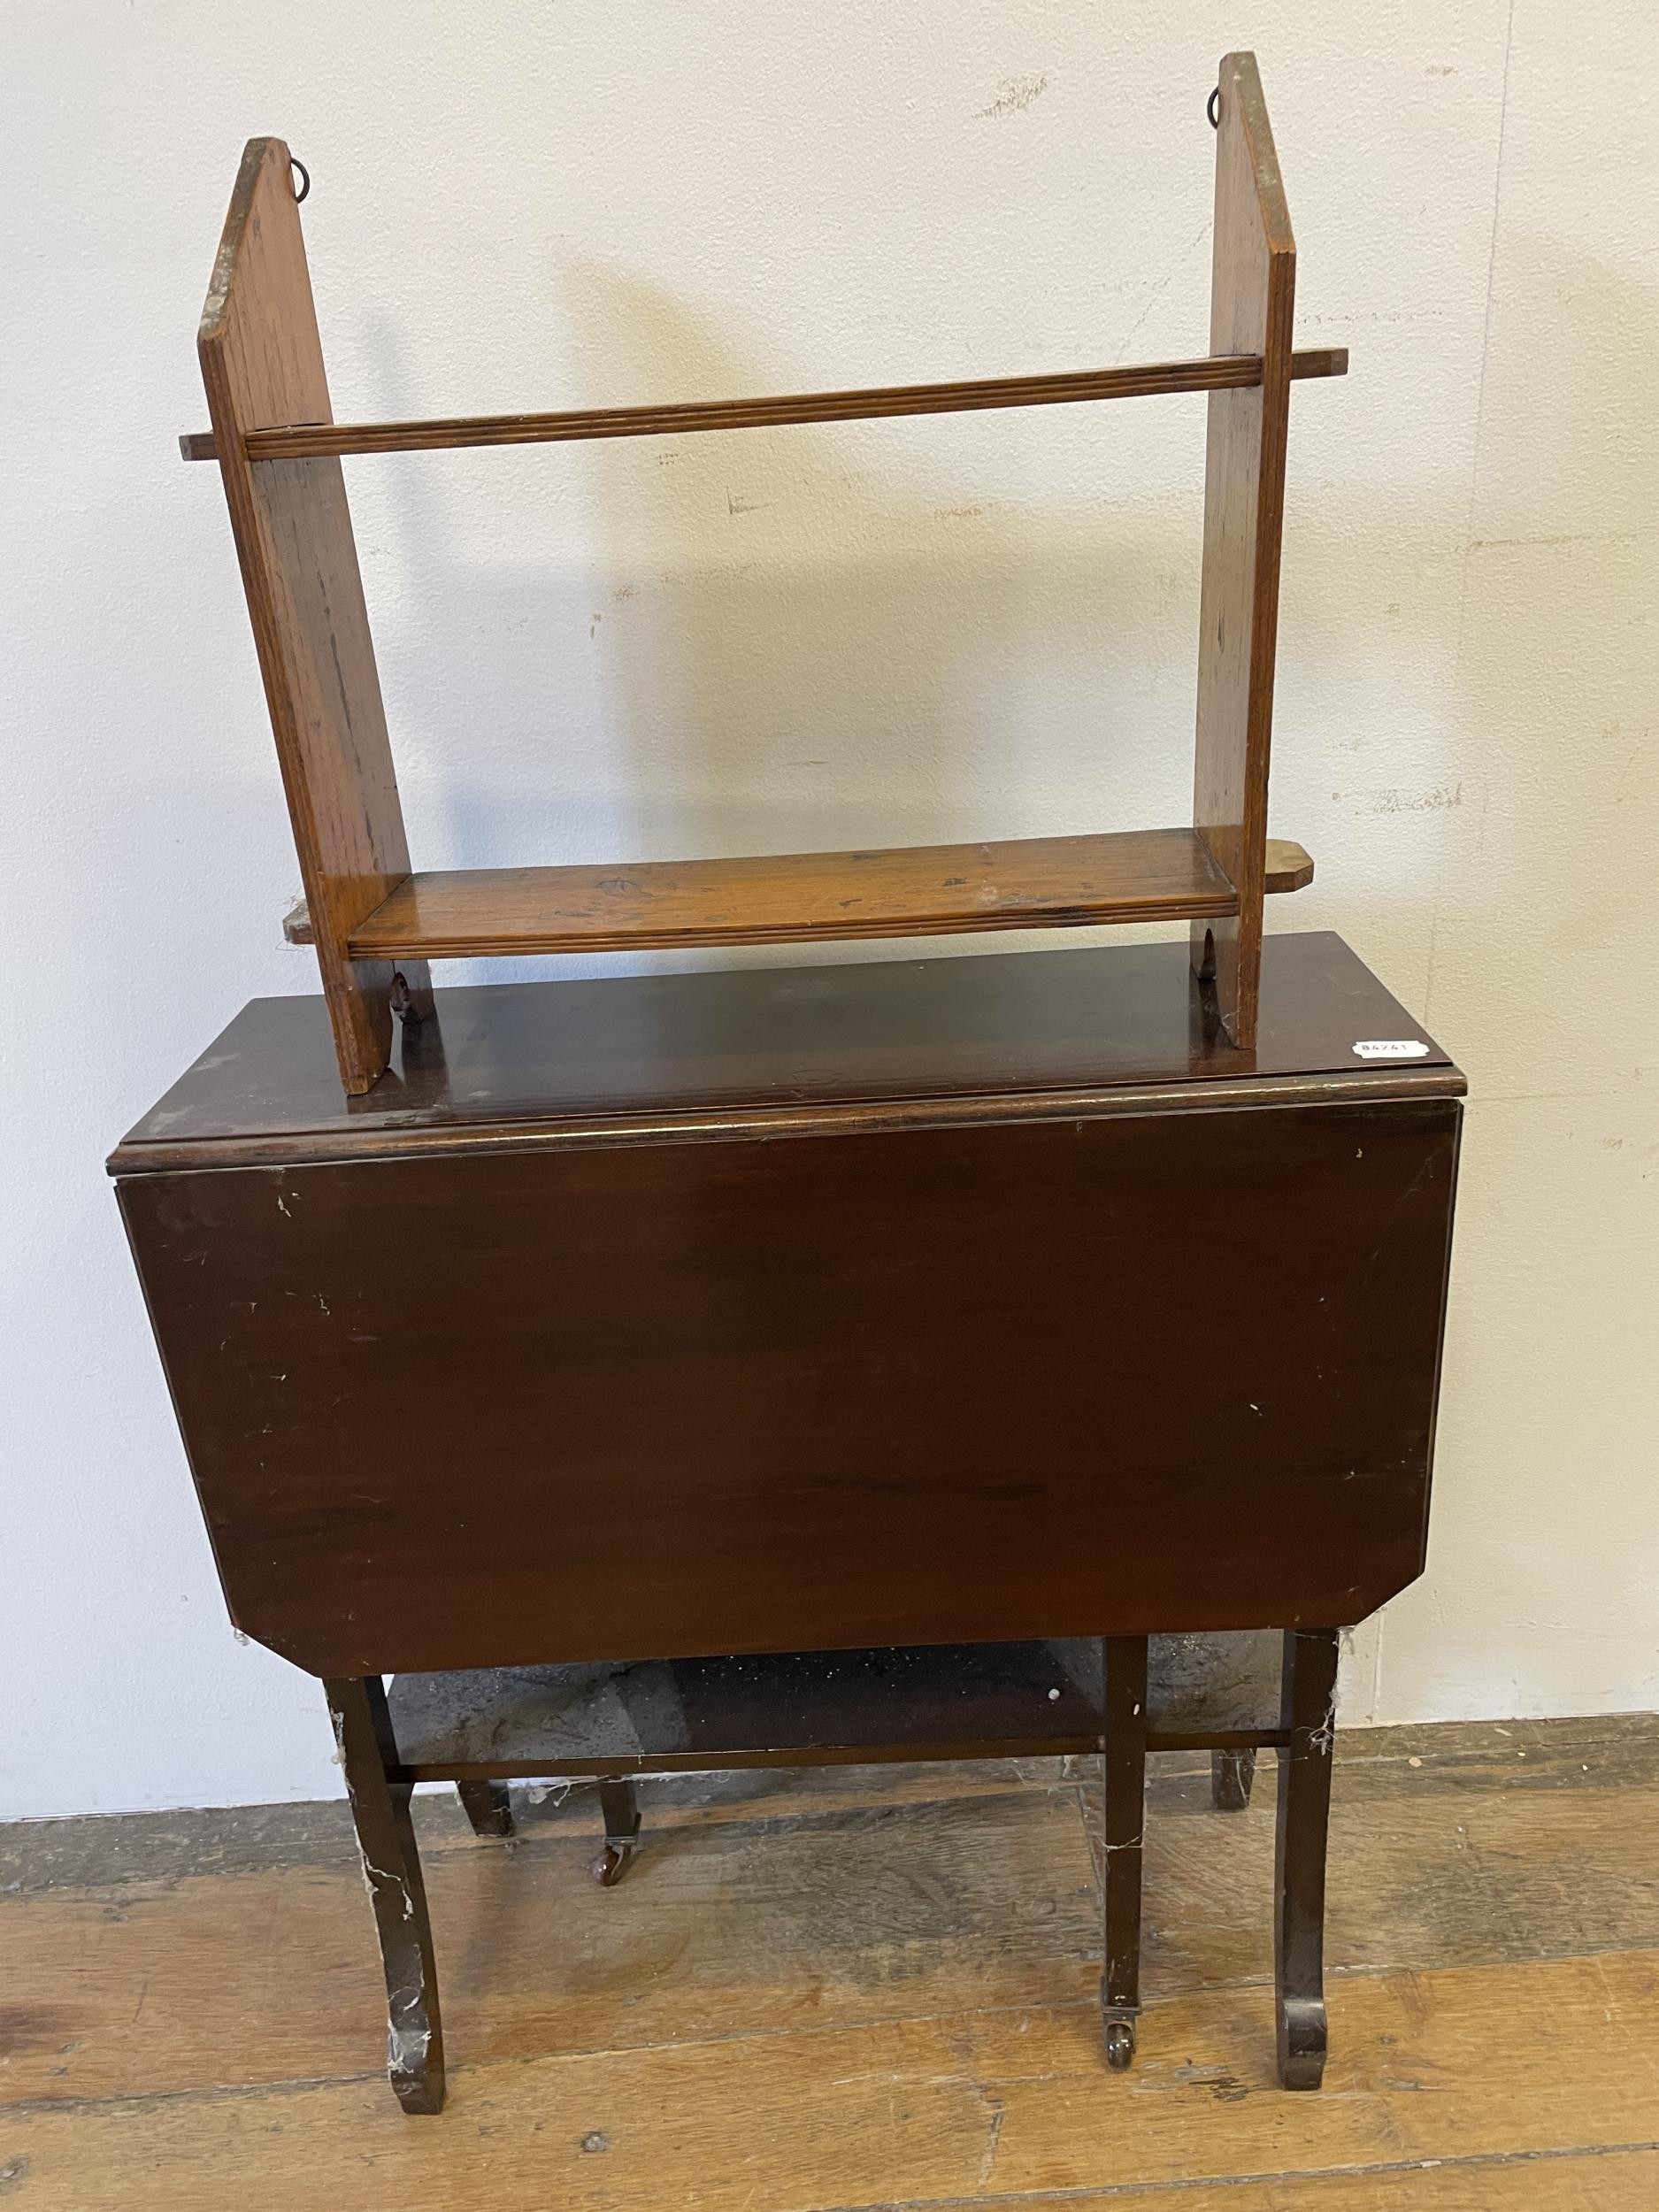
[196,137,427,1093]
[4,1719,1655,2119]
[4,1951,1655,2208]
[1264,834,1314,891]
[0,1777,1098,2110]
[179,347,1348,462]
[113,933,1451,1168]
[109,935,1454,1175]
[1083,2158,1659,2209]
[280,838,1315,950]
[345,828,1238,962]
[116,1094,1460,1677]
[1190,51,1297,1049]
[1105,1713,1659,1996]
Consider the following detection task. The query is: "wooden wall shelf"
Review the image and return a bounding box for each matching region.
[190,51,1339,1093]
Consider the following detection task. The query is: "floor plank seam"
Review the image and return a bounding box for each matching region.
[0,1996,1108,2121]
[0,2068,388,2121]
[812,2139,1659,2211]
[12,1939,1654,2122]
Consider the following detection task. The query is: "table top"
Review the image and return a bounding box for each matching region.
[111,931,1461,1174]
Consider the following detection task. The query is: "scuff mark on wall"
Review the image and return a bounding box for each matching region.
[977,74,1048,119]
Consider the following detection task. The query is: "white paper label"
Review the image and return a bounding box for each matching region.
[1352,1039,1430,1060]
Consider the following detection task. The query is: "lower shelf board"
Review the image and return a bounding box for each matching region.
[289,835,1312,956]
[387,1632,1287,1781]
[349,828,1234,961]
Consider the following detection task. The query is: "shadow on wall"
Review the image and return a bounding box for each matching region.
[1448,227,1659,956]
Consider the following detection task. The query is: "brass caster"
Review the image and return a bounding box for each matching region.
[1103,2018,1137,2070]
[591,1843,634,1887]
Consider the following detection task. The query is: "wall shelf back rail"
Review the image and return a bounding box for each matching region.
[180,348,1346,463]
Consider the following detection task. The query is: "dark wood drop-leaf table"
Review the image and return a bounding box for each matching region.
[110,933,1463,2110]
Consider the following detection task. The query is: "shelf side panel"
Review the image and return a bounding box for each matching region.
[1191,53,1296,1050]
[197,138,427,1094]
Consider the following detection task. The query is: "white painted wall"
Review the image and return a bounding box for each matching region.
[2,3,1655,1816]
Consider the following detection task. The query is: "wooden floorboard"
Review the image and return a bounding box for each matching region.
[899,2152,1659,2208]
[1,1715,1655,2208]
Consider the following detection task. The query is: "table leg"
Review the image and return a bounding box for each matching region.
[457,1779,515,1839]
[325,1676,445,2115]
[1274,1627,1340,2091]
[593,1777,642,1886]
[1211,1748,1256,1811]
[1101,1634,1148,2070]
